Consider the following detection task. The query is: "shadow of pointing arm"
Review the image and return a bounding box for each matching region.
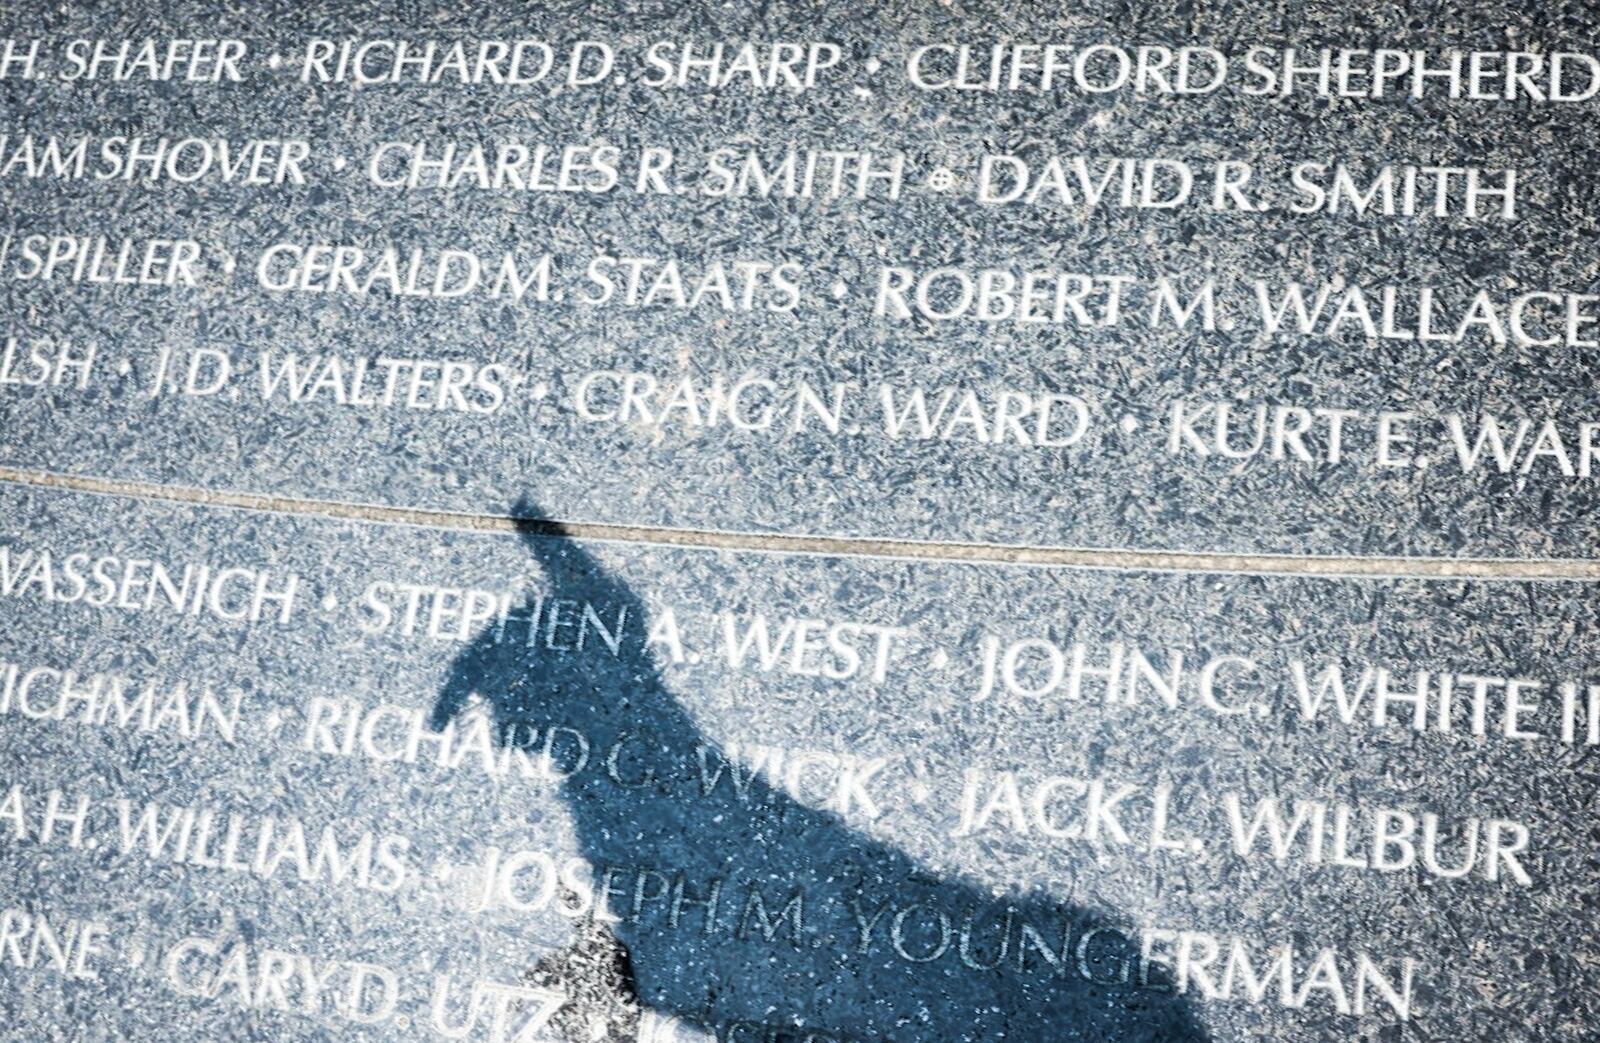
[505,495,647,622]
[430,495,646,731]
[426,497,1215,1041]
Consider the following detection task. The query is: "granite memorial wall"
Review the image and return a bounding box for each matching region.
[0,1,1596,1040]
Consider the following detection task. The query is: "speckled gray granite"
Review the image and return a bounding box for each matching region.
[0,482,1595,1040]
[0,1,1597,557]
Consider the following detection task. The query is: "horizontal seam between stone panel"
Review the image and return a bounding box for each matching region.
[0,465,1593,581]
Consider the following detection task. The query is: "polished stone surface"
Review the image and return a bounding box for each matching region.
[0,1,1597,555]
[0,483,1594,1039]
[4,1,1600,1039]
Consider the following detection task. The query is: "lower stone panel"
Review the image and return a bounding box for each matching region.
[0,482,1591,1041]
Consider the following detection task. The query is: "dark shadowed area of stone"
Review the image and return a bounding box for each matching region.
[0,483,1597,1040]
[0,0,1596,557]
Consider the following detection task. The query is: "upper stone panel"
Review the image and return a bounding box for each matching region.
[1,0,1598,554]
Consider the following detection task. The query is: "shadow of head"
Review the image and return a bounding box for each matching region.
[431,496,1209,1042]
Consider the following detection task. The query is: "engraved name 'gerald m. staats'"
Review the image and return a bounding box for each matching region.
[423,500,1397,1041]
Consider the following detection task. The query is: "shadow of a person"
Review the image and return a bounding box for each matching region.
[431,498,1209,1042]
